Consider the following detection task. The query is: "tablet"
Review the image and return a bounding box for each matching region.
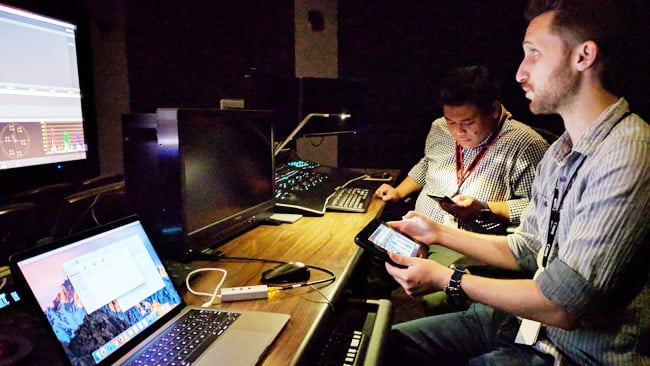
[354,219,422,268]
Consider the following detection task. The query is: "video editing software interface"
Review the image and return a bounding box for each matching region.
[0,3,88,171]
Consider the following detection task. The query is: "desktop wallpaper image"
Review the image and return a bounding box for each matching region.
[43,265,179,366]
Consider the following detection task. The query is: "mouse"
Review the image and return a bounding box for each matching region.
[261,262,310,283]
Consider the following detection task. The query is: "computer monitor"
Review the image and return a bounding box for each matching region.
[122,108,276,261]
[0,3,98,196]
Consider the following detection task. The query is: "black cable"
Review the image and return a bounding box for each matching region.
[218,255,336,289]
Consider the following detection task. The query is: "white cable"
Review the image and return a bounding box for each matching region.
[184,267,227,307]
[325,174,371,203]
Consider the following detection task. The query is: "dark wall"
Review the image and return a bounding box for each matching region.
[124,0,295,113]
[337,0,650,171]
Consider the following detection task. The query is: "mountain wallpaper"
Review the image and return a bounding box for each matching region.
[43,265,181,366]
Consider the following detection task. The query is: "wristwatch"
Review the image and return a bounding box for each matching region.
[445,265,468,309]
[479,201,491,221]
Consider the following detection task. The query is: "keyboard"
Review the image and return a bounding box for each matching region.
[326,187,372,213]
[275,159,371,215]
[125,309,240,366]
[292,299,392,366]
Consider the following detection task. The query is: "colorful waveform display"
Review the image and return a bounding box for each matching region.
[41,121,87,154]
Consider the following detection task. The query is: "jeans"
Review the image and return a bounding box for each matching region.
[383,303,555,366]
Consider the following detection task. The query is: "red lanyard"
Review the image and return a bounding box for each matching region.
[454,118,504,194]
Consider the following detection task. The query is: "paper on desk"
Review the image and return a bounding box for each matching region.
[270,213,303,223]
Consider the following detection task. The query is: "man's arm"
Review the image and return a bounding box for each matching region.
[375,176,422,202]
[389,211,519,269]
[386,251,578,329]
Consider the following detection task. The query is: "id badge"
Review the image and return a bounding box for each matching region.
[443,214,458,228]
[515,318,541,345]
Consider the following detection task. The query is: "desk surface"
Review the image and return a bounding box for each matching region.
[182,194,387,365]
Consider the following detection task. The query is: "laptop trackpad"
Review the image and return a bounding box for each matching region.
[195,329,275,365]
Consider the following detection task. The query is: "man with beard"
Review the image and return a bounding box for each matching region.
[380,0,650,364]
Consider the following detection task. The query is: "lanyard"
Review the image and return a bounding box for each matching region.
[541,111,631,268]
[454,116,504,194]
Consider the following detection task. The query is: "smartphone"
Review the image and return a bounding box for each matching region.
[427,193,454,204]
[354,219,422,268]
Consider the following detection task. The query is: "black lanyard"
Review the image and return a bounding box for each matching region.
[541,111,630,268]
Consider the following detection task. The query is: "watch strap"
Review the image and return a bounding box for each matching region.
[445,265,468,309]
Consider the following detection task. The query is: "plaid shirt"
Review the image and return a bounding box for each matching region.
[410,109,549,234]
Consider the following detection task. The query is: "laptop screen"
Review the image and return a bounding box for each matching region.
[12,217,183,365]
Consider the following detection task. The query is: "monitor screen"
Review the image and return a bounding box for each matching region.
[0,3,96,195]
[123,108,276,261]
[177,109,275,236]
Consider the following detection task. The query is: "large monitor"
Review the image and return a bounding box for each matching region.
[122,108,275,261]
[0,3,97,196]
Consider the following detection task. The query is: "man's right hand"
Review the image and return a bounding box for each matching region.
[374,183,401,202]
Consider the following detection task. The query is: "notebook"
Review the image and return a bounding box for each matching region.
[9,215,290,366]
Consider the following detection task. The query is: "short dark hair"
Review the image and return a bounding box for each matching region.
[438,65,501,113]
[524,0,628,94]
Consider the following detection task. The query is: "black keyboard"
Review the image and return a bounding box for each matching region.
[125,309,240,366]
[293,299,392,366]
[274,159,370,215]
[326,187,372,213]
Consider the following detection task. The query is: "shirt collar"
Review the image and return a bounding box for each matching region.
[550,97,629,163]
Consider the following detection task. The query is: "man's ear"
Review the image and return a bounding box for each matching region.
[575,40,599,71]
[491,101,501,119]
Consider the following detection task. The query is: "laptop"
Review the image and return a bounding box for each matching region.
[9,215,290,366]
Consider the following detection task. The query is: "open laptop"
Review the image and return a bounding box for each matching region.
[9,215,289,366]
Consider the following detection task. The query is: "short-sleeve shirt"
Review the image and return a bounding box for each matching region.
[410,109,549,234]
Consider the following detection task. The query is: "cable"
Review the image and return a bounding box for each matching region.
[184,267,227,307]
[182,255,336,307]
[219,255,336,289]
[0,265,10,278]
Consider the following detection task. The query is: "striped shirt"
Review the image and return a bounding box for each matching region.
[508,98,650,365]
[410,109,549,234]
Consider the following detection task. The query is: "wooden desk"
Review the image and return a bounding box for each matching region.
[182,196,387,365]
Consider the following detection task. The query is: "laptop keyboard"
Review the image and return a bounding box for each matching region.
[326,187,372,213]
[125,309,240,366]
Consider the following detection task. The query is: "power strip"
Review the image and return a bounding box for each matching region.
[220,285,269,302]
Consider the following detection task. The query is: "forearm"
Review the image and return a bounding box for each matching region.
[394,176,422,200]
[459,275,577,329]
[436,224,520,270]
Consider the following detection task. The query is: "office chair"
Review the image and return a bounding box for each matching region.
[0,202,51,265]
[532,126,560,144]
[10,182,76,221]
[50,181,131,238]
[78,173,124,190]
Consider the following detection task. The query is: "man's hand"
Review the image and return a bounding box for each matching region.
[439,194,484,220]
[387,211,441,245]
[374,183,401,202]
[384,251,453,297]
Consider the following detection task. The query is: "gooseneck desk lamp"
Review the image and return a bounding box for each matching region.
[274,113,352,156]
